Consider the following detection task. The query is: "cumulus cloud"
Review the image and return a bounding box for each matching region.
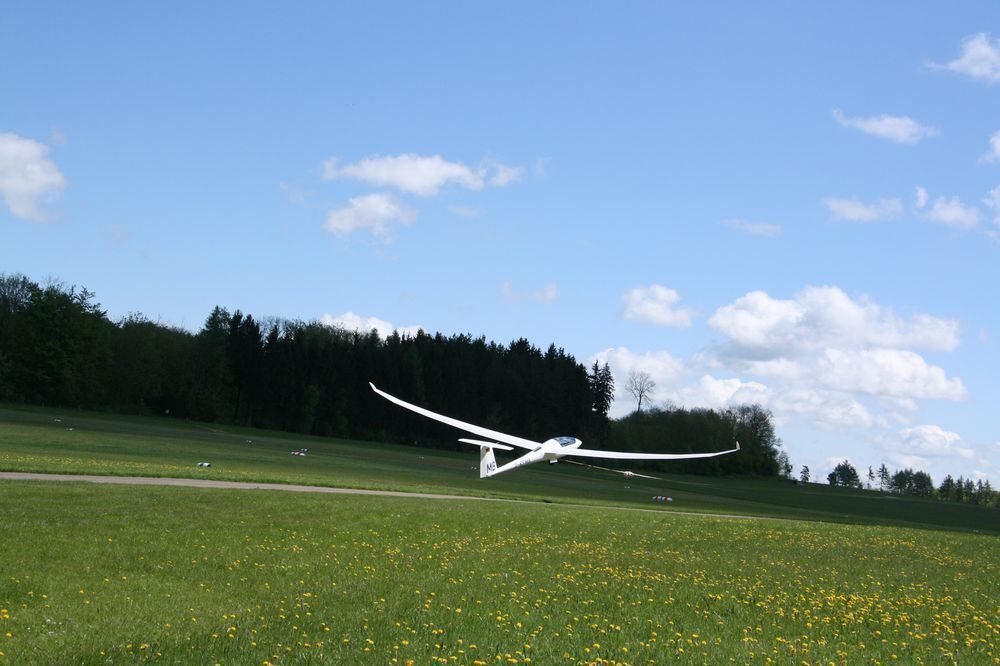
[769,388,882,429]
[622,285,695,328]
[588,346,686,416]
[876,425,980,472]
[933,33,1000,84]
[0,132,67,222]
[980,130,1000,164]
[898,425,975,459]
[816,349,966,401]
[704,286,966,423]
[824,196,903,222]
[708,285,959,357]
[923,195,980,229]
[320,311,423,338]
[723,218,782,237]
[737,351,964,405]
[832,108,939,144]
[668,375,770,412]
[323,153,519,197]
[323,193,415,239]
[915,186,928,209]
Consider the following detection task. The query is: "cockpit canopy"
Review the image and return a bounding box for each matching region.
[553,436,578,447]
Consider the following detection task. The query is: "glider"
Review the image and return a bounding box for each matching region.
[370,383,739,478]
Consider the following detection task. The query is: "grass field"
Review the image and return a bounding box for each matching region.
[1,404,998,533]
[1,405,998,664]
[0,482,997,664]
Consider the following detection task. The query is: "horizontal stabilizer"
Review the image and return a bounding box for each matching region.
[459,438,513,451]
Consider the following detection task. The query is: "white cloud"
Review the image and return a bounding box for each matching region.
[489,162,522,187]
[323,153,519,197]
[769,389,882,429]
[832,108,939,144]
[323,193,415,239]
[984,186,1000,228]
[980,130,1000,164]
[915,186,928,209]
[934,33,1000,84]
[824,196,903,222]
[816,349,966,401]
[898,425,975,459]
[705,286,966,422]
[736,351,964,408]
[622,285,695,328]
[588,346,686,416]
[924,195,980,229]
[708,286,959,357]
[876,425,980,474]
[502,281,560,304]
[669,375,770,412]
[534,283,559,304]
[723,218,782,237]
[320,311,422,338]
[0,132,67,222]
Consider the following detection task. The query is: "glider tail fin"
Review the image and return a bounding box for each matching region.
[479,446,499,478]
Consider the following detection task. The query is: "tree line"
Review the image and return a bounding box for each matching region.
[0,274,787,475]
[814,460,997,508]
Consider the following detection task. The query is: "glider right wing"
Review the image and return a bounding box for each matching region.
[565,441,740,461]
[370,383,541,451]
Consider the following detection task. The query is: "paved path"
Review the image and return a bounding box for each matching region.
[0,471,769,521]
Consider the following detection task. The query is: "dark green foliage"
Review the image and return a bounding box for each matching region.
[605,403,780,477]
[828,460,862,488]
[935,474,997,507]
[0,274,785,477]
[0,276,111,406]
[878,463,890,491]
[889,468,935,497]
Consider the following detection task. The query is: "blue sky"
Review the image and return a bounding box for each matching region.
[3,2,998,484]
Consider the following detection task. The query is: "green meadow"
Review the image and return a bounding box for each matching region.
[1,405,997,532]
[1,405,998,664]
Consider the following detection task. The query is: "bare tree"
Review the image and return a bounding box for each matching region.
[625,370,655,413]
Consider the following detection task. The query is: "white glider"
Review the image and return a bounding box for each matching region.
[370,383,740,478]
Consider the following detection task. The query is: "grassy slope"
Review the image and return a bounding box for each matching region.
[1,404,998,534]
[0,482,996,664]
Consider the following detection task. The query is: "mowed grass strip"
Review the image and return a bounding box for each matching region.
[1,481,997,664]
[2,404,999,533]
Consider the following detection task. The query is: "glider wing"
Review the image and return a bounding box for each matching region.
[370,383,541,451]
[565,442,740,461]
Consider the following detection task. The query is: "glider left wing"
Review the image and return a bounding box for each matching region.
[369,383,540,451]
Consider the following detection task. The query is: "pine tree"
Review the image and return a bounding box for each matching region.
[878,464,890,492]
[799,465,810,483]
